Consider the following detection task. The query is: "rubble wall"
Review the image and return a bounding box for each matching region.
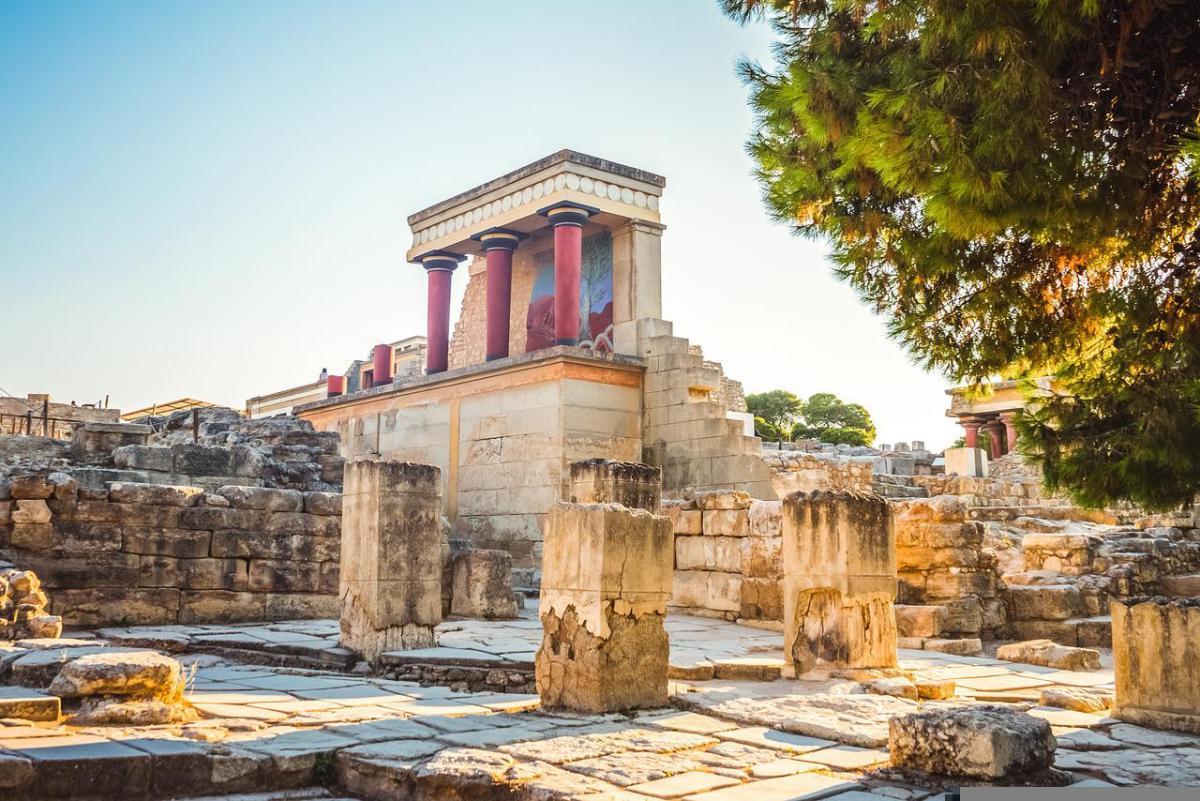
[0,474,340,627]
[762,451,875,500]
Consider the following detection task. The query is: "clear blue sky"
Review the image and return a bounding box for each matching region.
[0,1,960,446]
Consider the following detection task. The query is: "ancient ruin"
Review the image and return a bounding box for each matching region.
[1,149,1198,800]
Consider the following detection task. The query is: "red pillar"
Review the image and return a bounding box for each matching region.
[960,417,982,449]
[1000,412,1019,454]
[326,375,345,398]
[418,252,464,375]
[539,202,597,347]
[985,421,1005,459]
[474,228,525,361]
[371,343,392,387]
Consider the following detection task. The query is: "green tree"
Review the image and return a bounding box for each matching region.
[746,390,803,439]
[792,392,875,445]
[723,0,1200,510]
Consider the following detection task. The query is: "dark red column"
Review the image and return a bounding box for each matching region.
[1000,412,1019,454]
[473,228,526,361]
[326,375,345,397]
[371,343,392,387]
[418,252,464,375]
[985,421,1006,459]
[960,417,982,449]
[538,202,597,347]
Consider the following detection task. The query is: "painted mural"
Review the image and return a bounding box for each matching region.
[526,230,614,353]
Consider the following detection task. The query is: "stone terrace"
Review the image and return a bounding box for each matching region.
[4,611,1198,799]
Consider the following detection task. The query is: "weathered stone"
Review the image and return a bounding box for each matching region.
[8,473,55,500]
[0,685,61,721]
[1112,596,1200,734]
[216,485,304,512]
[304,490,342,515]
[894,605,943,638]
[1007,585,1082,621]
[924,637,983,656]
[693,490,752,510]
[866,677,918,700]
[915,678,956,700]
[996,639,1101,671]
[339,460,442,661]
[451,549,518,619]
[109,482,203,507]
[11,499,51,525]
[1040,686,1113,713]
[569,459,662,512]
[122,527,212,558]
[52,588,181,627]
[48,650,185,701]
[71,696,196,725]
[9,523,54,550]
[537,502,673,713]
[172,443,235,475]
[112,445,175,472]
[889,705,1056,779]
[782,490,897,675]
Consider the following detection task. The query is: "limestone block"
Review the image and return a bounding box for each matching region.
[339,460,443,662]
[304,491,342,516]
[1112,597,1200,734]
[568,459,662,512]
[123,528,212,558]
[52,587,181,626]
[938,597,983,635]
[674,537,706,571]
[178,590,265,623]
[925,637,983,656]
[782,490,897,675]
[701,536,742,573]
[10,523,54,550]
[670,570,708,607]
[537,502,672,712]
[9,474,56,500]
[943,447,987,478]
[248,559,320,592]
[692,490,751,510]
[705,571,742,612]
[113,445,175,472]
[450,549,518,619]
[888,706,1055,779]
[217,485,304,512]
[739,577,783,620]
[703,509,749,537]
[740,535,782,579]
[12,499,51,525]
[996,639,1101,671]
[674,510,702,535]
[748,499,781,536]
[1040,686,1113,713]
[109,482,203,507]
[894,605,944,638]
[1008,585,1082,621]
[49,651,185,701]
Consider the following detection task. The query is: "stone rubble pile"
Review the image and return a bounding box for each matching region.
[0,560,61,640]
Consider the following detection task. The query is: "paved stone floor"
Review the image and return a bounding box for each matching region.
[2,613,1198,799]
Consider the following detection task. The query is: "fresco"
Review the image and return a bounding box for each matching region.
[526,230,614,352]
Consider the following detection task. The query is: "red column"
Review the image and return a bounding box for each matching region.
[326,375,345,398]
[474,228,525,361]
[985,421,1005,459]
[418,253,464,375]
[539,202,597,347]
[960,417,982,448]
[371,343,392,387]
[1000,412,1019,453]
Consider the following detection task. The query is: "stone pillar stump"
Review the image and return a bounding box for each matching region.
[1112,597,1200,734]
[782,490,898,676]
[536,502,673,712]
[568,459,662,512]
[339,460,442,662]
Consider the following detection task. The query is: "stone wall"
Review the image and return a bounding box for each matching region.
[0,472,340,627]
[665,491,783,624]
[0,396,118,439]
[892,496,1005,640]
[761,451,875,500]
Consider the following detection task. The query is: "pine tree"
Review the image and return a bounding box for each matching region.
[724,0,1200,510]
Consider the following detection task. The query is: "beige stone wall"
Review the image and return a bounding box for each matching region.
[301,353,643,577]
[761,450,875,499]
[665,491,782,624]
[0,477,340,627]
[1112,597,1200,734]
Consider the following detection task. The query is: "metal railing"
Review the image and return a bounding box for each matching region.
[0,400,85,440]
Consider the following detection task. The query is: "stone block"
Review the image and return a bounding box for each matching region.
[8,473,55,500]
[740,535,782,579]
[673,509,702,535]
[1008,585,1082,621]
[1112,597,1200,734]
[11,499,51,525]
[123,527,212,558]
[172,443,235,476]
[938,597,983,635]
[537,502,672,712]
[568,459,662,512]
[702,509,748,537]
[692,490,751,510]
[889,706,1055,779]
[10,523,54,550]
[782,490,897,675]
[49,651,184,702]
[304,491,342,515]
[217,485,304,512]
[112,445,174,472]
[109,482,203,507]
[52,588,181,627]
[748,499,782,537]
[247,559,320,592]
[139,556,247,591]
[339,460,442,661]
[996,639,1101,671]
[943,447,987,478]
[451,549,518,619]
[178,590,266,623]
[925,637,983,656]
[1040,686,1113,713]
[894,605,944,638]
[739,577,783,620]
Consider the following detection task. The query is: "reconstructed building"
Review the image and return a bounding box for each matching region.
[945,377,1057,459]
[296,150,773,579]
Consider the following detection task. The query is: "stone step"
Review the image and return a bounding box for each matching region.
[0,685,60,721]
[1159,574,1200,596]
[873,482,928,498]
[1008,615,1111,648]
[874,474,916,486]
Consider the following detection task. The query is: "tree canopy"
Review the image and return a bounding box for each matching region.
[748,389,876,445]
[724,0,1200,510]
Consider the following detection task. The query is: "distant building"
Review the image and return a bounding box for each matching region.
[245,336,427,419]
[945,377,1057,459]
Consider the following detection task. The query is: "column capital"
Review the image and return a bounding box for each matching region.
[414,250,466,272]
[537,200,600,227]
[471,227,527,252]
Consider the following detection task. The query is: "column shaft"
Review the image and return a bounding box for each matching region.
[485,247,513,360]
[553,222,582,346]
[426,267,453,374]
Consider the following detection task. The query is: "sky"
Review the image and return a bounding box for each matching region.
[0,1,961,447]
